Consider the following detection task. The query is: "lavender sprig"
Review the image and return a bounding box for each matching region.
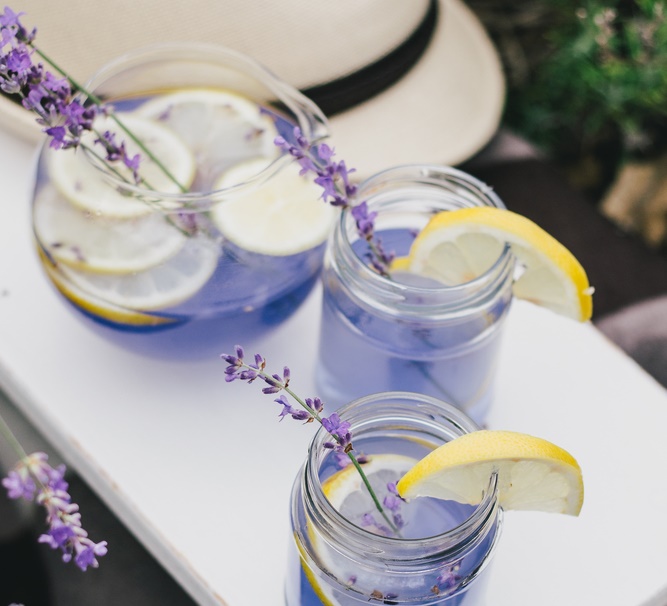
[0,6,183,192]
[275,129,395,277]
[222,345,400,535]
[0,412,107,571]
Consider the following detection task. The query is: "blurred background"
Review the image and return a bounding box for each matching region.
[470,0,667,251]
[466,0,667,390]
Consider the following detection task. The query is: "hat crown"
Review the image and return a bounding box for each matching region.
[216,0,432,87]
[17,0,431,88]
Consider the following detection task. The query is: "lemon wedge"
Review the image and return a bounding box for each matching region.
[402,207,593,321]
[33,185,187,274]
[48,114,196,219]
[136,89,280,185]
[211,158,336,256]
[397,430,584,516]
[52,235,218,312]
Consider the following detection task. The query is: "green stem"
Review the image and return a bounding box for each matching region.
[257,369,400,536]
[80,143,194,238]
[31,45,187,193]
[0,411,29,463]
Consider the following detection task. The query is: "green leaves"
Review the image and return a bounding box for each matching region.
[506,0,667,159]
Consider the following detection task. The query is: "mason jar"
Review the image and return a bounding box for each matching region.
[286,391,502,605]
[315,166,515,423]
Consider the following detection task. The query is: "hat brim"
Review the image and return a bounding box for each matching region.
[328,0,505,178]
[0,0,504,176]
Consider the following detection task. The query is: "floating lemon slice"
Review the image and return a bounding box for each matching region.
[52,235,219,311]
[33,185,187,274]
[295,535,338,606]
[397,430,584,516]
[211,158,336,256]
[136,89,280,185]
[299,454,417,606]
[39,250,176,327]
[48,114,196,219]
[402,207,593,321]
[323,454,416,515]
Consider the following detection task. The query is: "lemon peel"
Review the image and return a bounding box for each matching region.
[404,207,593,321]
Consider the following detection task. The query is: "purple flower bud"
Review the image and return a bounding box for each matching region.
[75,540,108,571]
[317,142,334,161]
[383,494,401,512]
[321,413,351,437]
[0,6,24,28]
[39,521,76,549]
[4,451,107,571]
[275,395,294,421]
[297,156,316,175]
[2,469,36,500]
[305,397,323,413]
[45,125,67,149]
[291,410,311,422]
[221,353,240,366]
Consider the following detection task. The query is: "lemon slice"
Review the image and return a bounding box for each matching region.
[33,185,187,274]
[323,454,416,514]
[397,430,584,516]
[48,114,196,219]
[403,207,593,321]
[53,235,219,311]
[39,250,177,327]
[136,89,280,186]
[295,536,339,606]
[299,454,416,604]
[210,158,336,256]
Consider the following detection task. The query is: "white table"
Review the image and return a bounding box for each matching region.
[1,127,666,606]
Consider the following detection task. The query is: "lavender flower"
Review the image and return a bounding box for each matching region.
[383,482,407,530]
[360,512,392,537]
[221,345,400,534]
[275,128,395,276]
[1,452,107,571]
[321,413,352,453]
[0,7,141,177]
[433,563,462,595]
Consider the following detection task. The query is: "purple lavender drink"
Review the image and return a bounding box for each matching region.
[286,392,502,605]
[315,166,515,424]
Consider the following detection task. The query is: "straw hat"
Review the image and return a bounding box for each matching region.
[0,0,504,177]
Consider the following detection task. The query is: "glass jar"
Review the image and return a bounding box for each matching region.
[287,391,502,605]
[31,43,331,358]
[316,166,515,423]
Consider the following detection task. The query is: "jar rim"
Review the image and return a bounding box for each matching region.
[331,164,515,317]
[305,391,500,554]
[78,42,329,208]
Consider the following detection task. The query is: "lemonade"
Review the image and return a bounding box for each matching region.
[30,45,334,355]
[315,166,515,423]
